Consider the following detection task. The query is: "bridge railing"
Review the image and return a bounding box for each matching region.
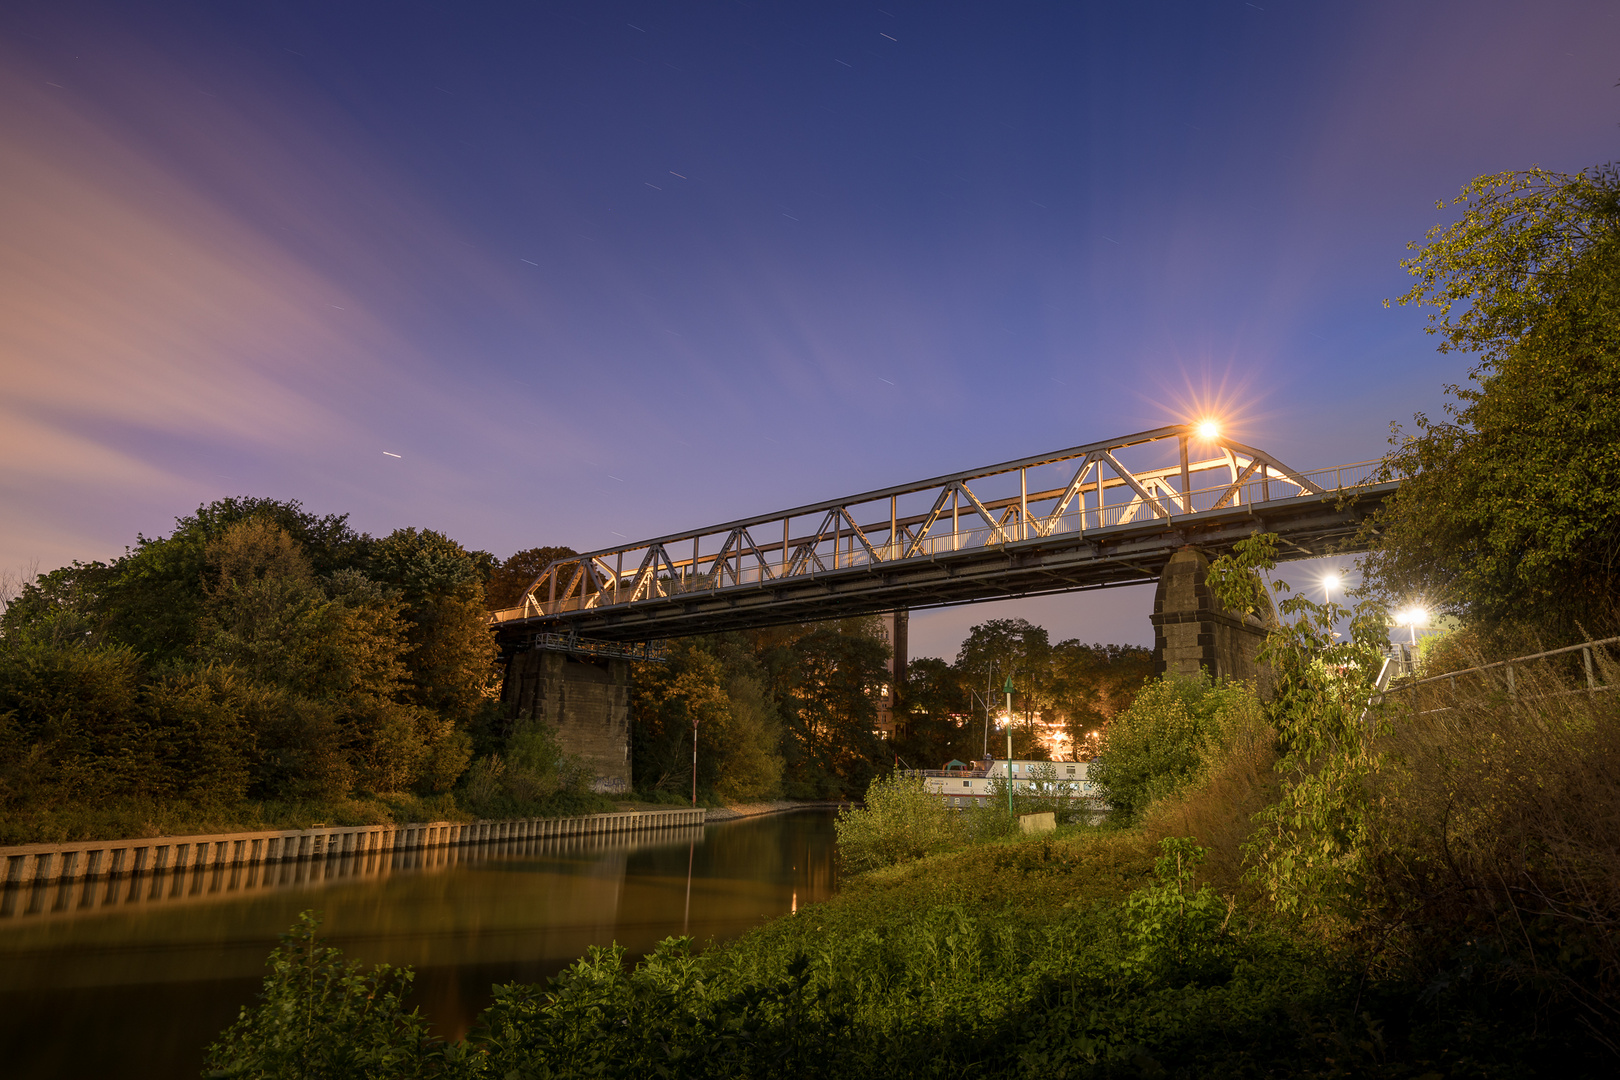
[492,426,1394,625]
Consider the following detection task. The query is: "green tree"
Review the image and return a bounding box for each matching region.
[1370,163,1620,639]
[1090,672,1264,826]
[955,618,1051,750]
[485,545,578,610]
[632,640,736,799]
[1047,640,1153,760]
[632,637,786,804]
[895,656,980,768]
[370,528,498,738]
[754,619,890,798]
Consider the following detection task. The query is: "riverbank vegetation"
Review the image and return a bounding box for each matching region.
[202,160,1620,1075]
[627,616,1150,805]
[203,540,1620,1076]
[0,502,615,844]
[0,506,1145,841]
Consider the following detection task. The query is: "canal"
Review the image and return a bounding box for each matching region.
[0,809,839,1079]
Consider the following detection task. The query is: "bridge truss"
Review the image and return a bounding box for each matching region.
[492,424,1393,643]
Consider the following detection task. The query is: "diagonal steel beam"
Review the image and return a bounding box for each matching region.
[953,482,1011,543]
[1217,438,1326,496]
[1098,449,1170,519]
[1209,457,1264,511]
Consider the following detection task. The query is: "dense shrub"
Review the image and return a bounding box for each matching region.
[1364,647,1620,1037]
[212,832,1615,1078]
[1090,673,1265,825]
[457,719,605,819]
[833,772,961,873]
[204,913,459,1079]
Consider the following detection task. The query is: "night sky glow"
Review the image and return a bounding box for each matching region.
[2,1,1616,658]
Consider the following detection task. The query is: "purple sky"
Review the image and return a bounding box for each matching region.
[2,1,1615,660]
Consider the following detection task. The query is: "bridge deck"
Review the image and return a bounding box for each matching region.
[493,425,1394,644]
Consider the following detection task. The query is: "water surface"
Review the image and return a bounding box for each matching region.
[0,810,838,1079]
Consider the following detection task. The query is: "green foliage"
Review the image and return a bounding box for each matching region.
[775,621,890,798]
[483,545,577,611]
[369,528,499,729]
[1115,838,1238,985]
[899,629,1150,770]
[0,499,566,841]
[215,828,1614,1078]
[894,655,982,766]
[833,772,961,873]
[1209,533,1393,927]
[633,639,762,801]
[204,912,459,1079]
[1090,673,1264,825]
[458,720,607,819]
[1371,163,1620,638]
[1046,639,1153,758]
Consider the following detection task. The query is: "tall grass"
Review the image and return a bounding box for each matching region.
[1366,643,1620,1037]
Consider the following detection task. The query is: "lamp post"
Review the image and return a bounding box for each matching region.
[1323,572,1342,605]
[1398,607,1427,647]
[691,713,699,807]
[1003,675,1015,818]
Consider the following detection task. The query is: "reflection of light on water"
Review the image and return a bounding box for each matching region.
[0,811,841,1080]
[0,826,708,926]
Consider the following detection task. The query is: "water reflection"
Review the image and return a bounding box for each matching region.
[0,810,838,1080]
[1,826,705,924]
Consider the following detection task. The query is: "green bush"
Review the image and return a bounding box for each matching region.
[834,772,962,873]
[204,912,460,1078]
[456,720,611,820]
[211,832,1615,1078]
[1090,673,1264,825]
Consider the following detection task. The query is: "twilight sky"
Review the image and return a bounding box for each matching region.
[2,1,1616,660]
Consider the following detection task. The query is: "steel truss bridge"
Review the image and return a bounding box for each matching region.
[492,424,1396,644]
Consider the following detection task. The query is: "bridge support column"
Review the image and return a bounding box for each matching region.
[876,609,908,737]
[1150,547,1270,686]
[501,651,631,793]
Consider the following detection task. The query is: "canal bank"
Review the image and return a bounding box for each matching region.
[0,808,838,1080]
[0,807,705,890]
[704,798,849,822]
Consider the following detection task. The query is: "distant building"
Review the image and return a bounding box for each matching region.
[907,758,1099,810]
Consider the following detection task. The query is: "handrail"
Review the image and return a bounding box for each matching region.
[496,420,1397,625]
[1384,635,1620,691]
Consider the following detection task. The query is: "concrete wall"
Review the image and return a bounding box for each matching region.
[1150,547,1270,686]
[502,650,632,793]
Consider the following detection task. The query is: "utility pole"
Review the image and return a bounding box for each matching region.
[1003,675,1015,818]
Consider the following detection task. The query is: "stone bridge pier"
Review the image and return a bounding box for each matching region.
[1150,547,1271,686]
[500,651,631,793]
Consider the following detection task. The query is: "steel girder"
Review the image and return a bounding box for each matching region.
[492,424,1393,643]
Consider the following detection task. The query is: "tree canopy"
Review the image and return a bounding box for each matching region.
[1368,163,1620,639]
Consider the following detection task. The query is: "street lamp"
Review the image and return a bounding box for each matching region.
[1323,571,1342,604]
[1194,419,1220,442]
[1002,675,1015,818]
[1396,606,1428,646]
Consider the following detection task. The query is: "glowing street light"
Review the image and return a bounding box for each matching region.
[1396,606,1428,646]
[1195,419,1220,442]
[1323,571,1343,604]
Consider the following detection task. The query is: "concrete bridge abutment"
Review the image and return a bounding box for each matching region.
[501,651,632,793]
[1150,547,1270,687]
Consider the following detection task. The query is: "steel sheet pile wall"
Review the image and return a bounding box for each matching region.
[0,809,706,891]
